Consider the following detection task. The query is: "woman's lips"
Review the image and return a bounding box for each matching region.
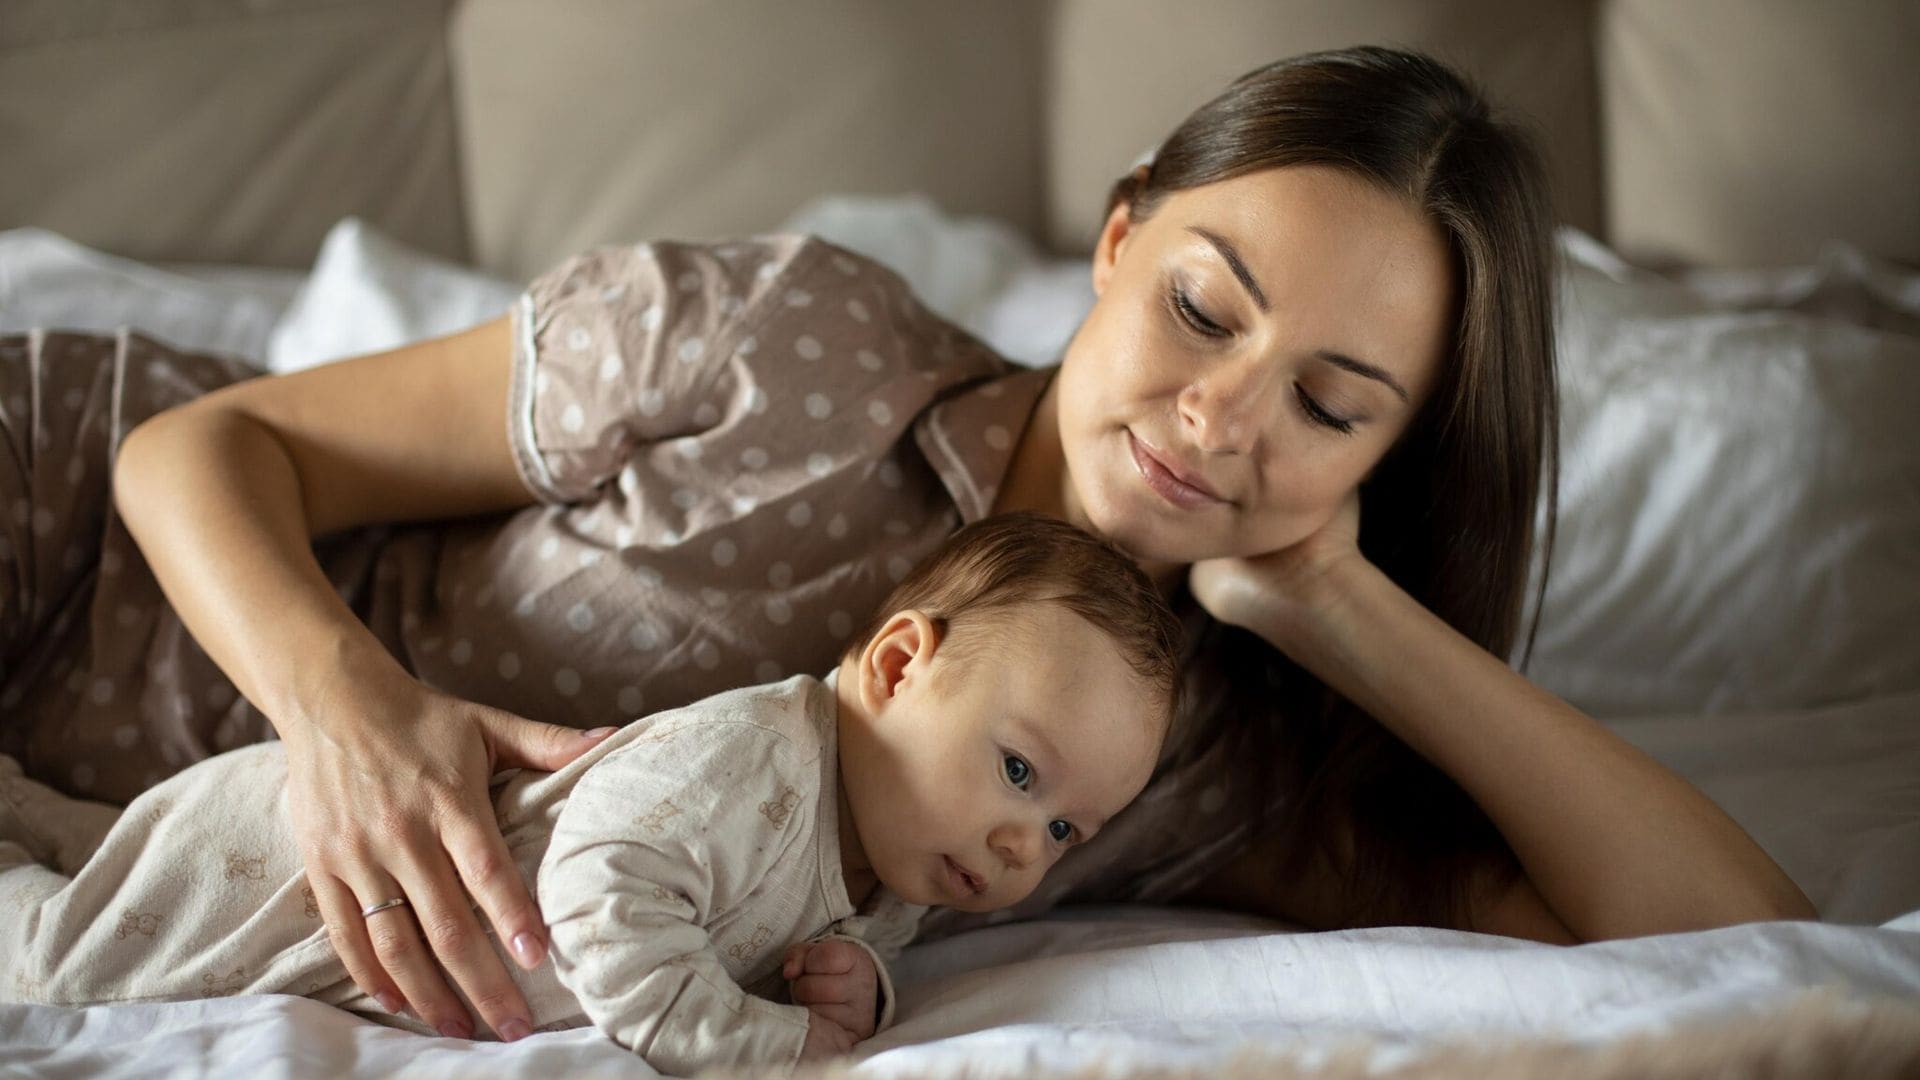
[1128,431,1226,510]
[944,856,985,898]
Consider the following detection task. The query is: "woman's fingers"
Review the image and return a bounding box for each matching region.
[288,756,468,1031]
[280,688,579,1043]
[346,884,470,1038]
[487,712,617,774]
[344,865,480,1039]
[310,875,407,1017]
[443,813,546,970]
[387,849,534,1042]
[454,712,618,972]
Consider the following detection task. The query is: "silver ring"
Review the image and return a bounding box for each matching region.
[360,897,410,919]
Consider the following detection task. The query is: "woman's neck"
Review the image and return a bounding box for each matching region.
[991,371,1071,522]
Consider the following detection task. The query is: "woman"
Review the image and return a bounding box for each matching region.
[1,47,1810,1044]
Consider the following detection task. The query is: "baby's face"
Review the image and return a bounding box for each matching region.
[840,604,1168,913]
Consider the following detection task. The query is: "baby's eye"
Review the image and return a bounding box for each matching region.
[1048,820,1074,843]
[1003,755,1032,789]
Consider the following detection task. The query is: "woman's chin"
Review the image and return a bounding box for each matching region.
[1085,498,1232,567]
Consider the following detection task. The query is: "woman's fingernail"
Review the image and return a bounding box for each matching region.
[499,1018,533,1042]
[437,1020,473,1040]
[375,991,403,1014]
[582,726,618,739]
[511,931,546,967]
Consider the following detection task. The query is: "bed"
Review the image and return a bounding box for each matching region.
[3,2,1919,1076]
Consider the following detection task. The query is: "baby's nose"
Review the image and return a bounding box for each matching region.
[989,821,1043,869]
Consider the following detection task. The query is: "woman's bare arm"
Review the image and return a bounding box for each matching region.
[116,317,530,705]
[112,315,602,1039]
[1191,546,1815,943]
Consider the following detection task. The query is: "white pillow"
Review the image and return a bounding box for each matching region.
[780,194,1094,367]
[265,218,520,374]
[1524,231,1920,717]
[0,227,295,363]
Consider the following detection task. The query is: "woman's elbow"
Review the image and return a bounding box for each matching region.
[1752,882,1820,924]
[111,411,173,514]
[112,402,231,524]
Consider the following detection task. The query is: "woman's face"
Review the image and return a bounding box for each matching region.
[1053,165,1455,566]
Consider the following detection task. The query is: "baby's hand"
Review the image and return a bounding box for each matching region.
[799,1012,858,1062]
[784,938,879,1046]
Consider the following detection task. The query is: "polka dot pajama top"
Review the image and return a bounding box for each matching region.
[0,235,1263,936]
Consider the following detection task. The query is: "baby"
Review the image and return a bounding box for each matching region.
[0,512,1179,1073]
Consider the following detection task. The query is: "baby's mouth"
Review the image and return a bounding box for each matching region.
[945,855,986,895]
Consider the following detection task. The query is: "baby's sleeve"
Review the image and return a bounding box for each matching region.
[538,719,815,1073]
[507,237,810,504]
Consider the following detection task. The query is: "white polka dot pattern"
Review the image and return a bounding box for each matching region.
[7,251,1263,924]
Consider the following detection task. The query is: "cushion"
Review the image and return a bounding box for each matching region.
[0,227,294,364]
[1523,230,1920,716]
[1600,0,1920,267]
[449,0,1047,282]
[0,0,466,269]
[266,218,520,374]
[778,194,1092,367]
[1045,0,1602,252]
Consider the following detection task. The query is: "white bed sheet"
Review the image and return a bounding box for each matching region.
[2,212,1918,1076]
[3,907,1916,1078]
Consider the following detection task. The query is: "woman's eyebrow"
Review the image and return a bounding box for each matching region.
[1186,227,1270,313]
[1316,350,1410,403]
[1187,226,1410,403]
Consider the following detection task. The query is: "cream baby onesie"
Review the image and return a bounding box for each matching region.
[0,673,922,1074]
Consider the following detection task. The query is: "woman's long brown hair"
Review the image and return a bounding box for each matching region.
[1113,46,1561,926]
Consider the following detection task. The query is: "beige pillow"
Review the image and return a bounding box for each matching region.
[450,0,1046,282]
[0,0,466,269]
[1601,0,1920,268]
[1045,0,1602,253]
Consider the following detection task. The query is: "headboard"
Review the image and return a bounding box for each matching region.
[3,0,1914,279]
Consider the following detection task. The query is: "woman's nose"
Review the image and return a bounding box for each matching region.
[1178,356,1274,456]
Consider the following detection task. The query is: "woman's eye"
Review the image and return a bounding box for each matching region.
[1003,755,1032,789]
[1294,385,1356,436]
[1048,820,1074,843]
[1171,288,1228,338]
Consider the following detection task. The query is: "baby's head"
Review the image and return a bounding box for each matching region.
[834,512,1180,913]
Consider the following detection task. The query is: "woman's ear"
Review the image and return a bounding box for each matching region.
[857,609,940,711]
[1091,179,1143,297]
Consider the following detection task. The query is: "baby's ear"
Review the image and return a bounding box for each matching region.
[860,609,938,706]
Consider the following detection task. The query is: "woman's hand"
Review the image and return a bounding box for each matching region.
[281,665,613,1041]
[1188,487,1362,644]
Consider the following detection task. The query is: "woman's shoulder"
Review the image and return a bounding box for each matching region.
[510,230,1016,505]
[536,232,1000,365]
[531,233,926,314]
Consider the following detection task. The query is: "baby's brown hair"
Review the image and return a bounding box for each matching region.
[845,512,1182,724]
